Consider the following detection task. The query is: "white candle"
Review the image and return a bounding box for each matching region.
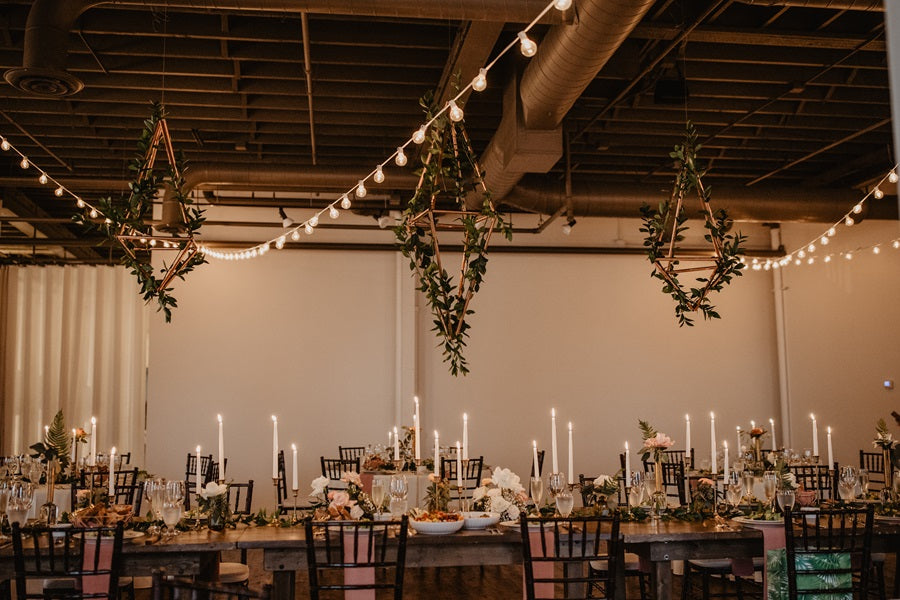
[736,426,742,455]
[624,441,631,486]
[413,414,420,461]
[71,428,77,463]
[810,414,819,458]
[388,430,392,448]
[827,427,834,467]
[217,414,224,479]
[90,416,97,466]
[462,413,469,461]
[710,412,717,475]
[195,445,202,497]
[750,420,756,430]
[770,418,777,450]
[393,426,399,461]
[414,396,421,462]
[567,422,574,485]
[109,446,116,498]
[685,414,691,466]
[434,431,440,477]
[456,441,462,488]
[291,443,298,491]
[272,415,279,479]
[723,441,729,481]
[551,408,559,474]
[532,441,540,479]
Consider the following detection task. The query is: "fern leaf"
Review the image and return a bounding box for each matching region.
[45,410,71,466]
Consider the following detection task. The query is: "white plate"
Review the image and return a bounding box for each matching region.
[499,520,542,530]
[82,530,145,540]
[732,516,783,527]
[461,511,500,530]
[409,518,464,535]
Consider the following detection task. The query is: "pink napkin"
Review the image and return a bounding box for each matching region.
[525,528,555,599]
[343,531,375,600]
[731,524,785,590]
[81,536,114,595]
[359,473,374,495]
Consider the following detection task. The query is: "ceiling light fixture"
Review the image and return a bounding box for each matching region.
[518,32,537,57]
[278,207,293,228]
[561,217,577,235]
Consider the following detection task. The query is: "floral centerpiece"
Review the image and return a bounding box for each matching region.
[582,473,621,513]
[310,472,377,520]
[873,418,900,497]
[472,467,528,522]
[638,421,674,509]
[198,481,229,531]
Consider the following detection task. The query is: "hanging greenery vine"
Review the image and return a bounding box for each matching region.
[640,122,746,326]
[77,103,206,321]
[396,91,512,376]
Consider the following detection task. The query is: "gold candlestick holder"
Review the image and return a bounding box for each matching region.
[456,485,468,513]
[291,490,299,523]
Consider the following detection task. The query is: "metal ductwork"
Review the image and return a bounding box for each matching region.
[4,0,559,97]
[735,0,882,10]
[505,177,899,223]
[475,0,656,205]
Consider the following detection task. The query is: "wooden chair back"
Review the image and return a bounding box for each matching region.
[641,460,686,505]
[338,446,366,462]
[227,481,254,516]
[789,464,836,501]
[859,450,885,489]
[320,457,360,480]
[440,456,484,498]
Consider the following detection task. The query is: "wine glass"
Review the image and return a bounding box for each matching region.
[530,477,544,510]
[143,477,166,535]
[548,473,566,499]
[762,471,777,510]
[776,488,795,513]
[837,479,856,502]
[371,479,386,515]
[389,474,408,516]
[555,488,574,518]
[642,471,656,497]
[0,479,9,529]
[7,480,34,527]
[741,470,755,502]
[858,469,869,498]
[162,480,185,538]
[725,472,744,513]
[628,472,645,508]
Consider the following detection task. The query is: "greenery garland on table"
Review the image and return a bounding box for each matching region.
[77,103,206,322]
[395,91,511,376]
[640,122,745,326]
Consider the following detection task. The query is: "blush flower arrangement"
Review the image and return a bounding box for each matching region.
[638,420,675,464]
[309,471,377,521]
[472,466,528,522]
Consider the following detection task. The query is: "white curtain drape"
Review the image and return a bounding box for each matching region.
[1,266,148,464]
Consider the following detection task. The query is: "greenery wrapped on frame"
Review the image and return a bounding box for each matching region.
[396,91,512,376]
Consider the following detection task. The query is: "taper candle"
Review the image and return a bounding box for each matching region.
[456,441,462,488]
[195,445,202,497]
[710,412,717,475]
[71,428,77,463]
[414,397,421,461]
[736,426,742,454]
[291,443,298,491]
[532,441,540,479]
[723,441,729,481]
[462,413,469,461]
[551,408,559,474]
[827,427,834,467]
[393,426,399,460]
[434,431,440,477]
[109,446,116,498]
[567,422,574,485]
[272,416,279,479]
[810,414,819,458]
[624,441,631,485]
[90,416,97,466]
[685,414,691,462]
[770,418,777,450]
[217,414,224,479]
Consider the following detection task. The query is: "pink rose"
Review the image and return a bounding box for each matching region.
[643,432,674,449]
[699,478,715,487]
[328,490,350,508]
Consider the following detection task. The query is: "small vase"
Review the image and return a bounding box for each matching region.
[883,449,893,496]
[40,462,58,525]
[754,438,762,464]
[208,496,228,532]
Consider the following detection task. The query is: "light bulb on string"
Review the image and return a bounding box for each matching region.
[845,253,853,260]
[329,205,339,219]
[852,203,863,214]
[54,187,64,197]
[820,236,829,245]
[845,216,854,226]
[894,240,900,249]
[395,147,407,167]
[39,173,48,185]
[874,187,884,200]
[873,246,881,254]
[0,138,8,151]
[827,227,836,237]
[798,250,806,258]
[807,244,815,253]
[889,170,899,184]
[807,257,814,264]
[291,230,301,241]
[448,100,464,122]
[472,68,487,92]
[305,222,314,235]
[374,165,384,183]
[412,125,427,144]
[275,236,285,249]
[309,214,319,227]
[356,180,367,198]
[824,255,831,263]
[89,209,98,219]
[794,259,801,266]
[554,0,572,9]
[19,158,29,169]
[149,239,157,247]
[518,32,537,57]
[340,194,352,210]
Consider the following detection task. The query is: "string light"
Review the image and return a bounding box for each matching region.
[518,32,537,57]
[304,222,314,235]
[894,240,900,249]
[890,170,899,184]
[873,246,880,254]
[19,158,28,169]
[554,0,573,9]
[873,187,884,200]
[340,194,351,210]
[373,164,384,183]
[329,205,339,219]
[54,186,63,197]
[291,230,300,241]
[76,199,85,208]
[395,147,407,167]
[0,138,9,151]
[39,173,48,185]
[852,203,863,214]
[89,209,98,219]
[448,100,464,122]
[845,216,854,226]
[472,68,487,92]
[355,180,367,198]
[275,236,285,249]
[412,126,427,144]
[309,214,319,227]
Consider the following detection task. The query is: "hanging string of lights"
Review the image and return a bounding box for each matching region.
[0,0,571,262]
[745,165,900,272]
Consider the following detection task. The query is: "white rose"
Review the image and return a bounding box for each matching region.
[491,467,524,493]
[593,475,613,488]
[491,495,511,514]
[310,475,329,496]
[487,487,502,498]
[200,482,227,499]
[473,486,487,501]
[349,503,364,519]
[506,503,520,521]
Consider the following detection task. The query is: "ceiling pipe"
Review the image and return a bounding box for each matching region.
[734,0,882,10]
[4,0,559,97]
[474,0,656,205]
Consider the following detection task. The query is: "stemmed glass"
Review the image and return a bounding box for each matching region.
[530,476,544,511]
[741,470,755,503]
[762,471,778,511]
[389,474,408,516]
[628,472,645,508]
[555,488,574,518]
[161,480,185,538]
[371,479,386,516]
[725,472,744,514]
[7,480,34,527]
[143,477,166,536]
[838,467,859,502]
[548,473,566,499]
[858,469,869,498]
[776,488,795,513]
[0,479,10,531]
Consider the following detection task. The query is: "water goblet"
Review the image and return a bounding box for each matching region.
[762,471,777,510]
[371,479,386,515]
[838,479,856,502]
[555,488,574,518]
[741,471,755,502]
[642,471,656,497]
[548,473,566,499]
[628,472,645,508]
[161,480,185,537]
[530,477,544,510]
[776,488,795,513]
[7,480,34,527]
[143,477,166,535]
[725,472,744,513]
[389,474,408,516]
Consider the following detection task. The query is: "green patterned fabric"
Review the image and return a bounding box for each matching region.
[766,549,852,600]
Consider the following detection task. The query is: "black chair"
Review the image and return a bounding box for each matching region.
[789,464,836,501]
[859,450,885,490]
[227,481,254,516]
[579,474,648,600]
[151,569,271,600]
[783,505,874,600]
[641,459,687,505]
[216,480,256,585]
[305,516,408,600]
[118,452,131,466]
[338,446,366,462]
[663,448,694,470]
[440,456,483,499]
[520,513,621,600]
[184,453,216,508]
[530,450,545,478]
[72,469,142,512]
[320,457,360,480]
[13,522,124,600]
[275,450,289,511]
